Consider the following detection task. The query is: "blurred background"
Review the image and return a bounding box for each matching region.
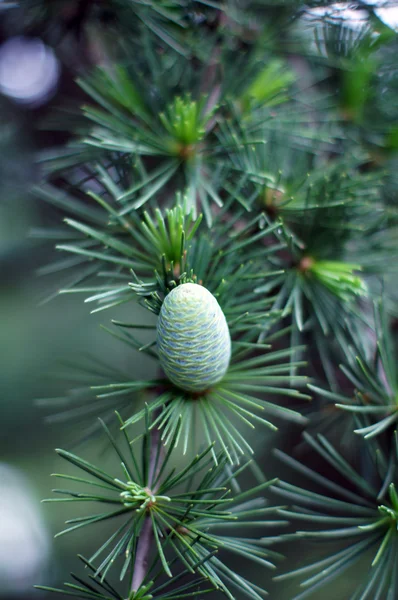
[0,1,397,599]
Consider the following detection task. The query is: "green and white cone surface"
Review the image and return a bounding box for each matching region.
[157,283,231,393]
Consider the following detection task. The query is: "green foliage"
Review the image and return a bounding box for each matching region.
[16,0,398,599]
[44,416,282,599]
[36,555,214,600]
[310,301,398,439]
[18,0,208,56]
[238,59,295,113]
[271,431,398,599]
[159,95,211,148]
[77,66,212,158]
[309,12,398,155]
[303,259,367,302]
[34,187,310,459]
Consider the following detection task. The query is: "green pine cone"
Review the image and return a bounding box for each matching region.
[157,283,231,393]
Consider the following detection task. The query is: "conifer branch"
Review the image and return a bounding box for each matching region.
[12,2,397,599]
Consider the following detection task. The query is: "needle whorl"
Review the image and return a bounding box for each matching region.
[157,283,231,393]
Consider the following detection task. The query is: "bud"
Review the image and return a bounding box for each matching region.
[157,283,231,393]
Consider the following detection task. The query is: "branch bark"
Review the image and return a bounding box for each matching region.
[131,515,153,593]
[130,425,162,595]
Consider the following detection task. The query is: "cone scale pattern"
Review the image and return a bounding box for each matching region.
[157,283,231,393]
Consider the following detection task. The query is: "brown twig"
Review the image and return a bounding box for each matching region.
[131,514,153,594]
[130,425,163,595]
